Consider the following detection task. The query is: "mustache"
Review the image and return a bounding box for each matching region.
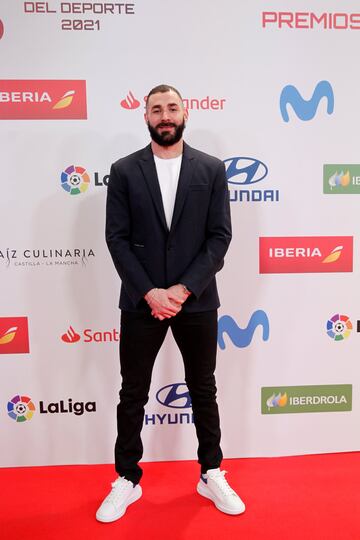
[156,122,176,129]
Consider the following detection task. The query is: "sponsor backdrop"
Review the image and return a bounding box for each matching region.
[1,0,359,468]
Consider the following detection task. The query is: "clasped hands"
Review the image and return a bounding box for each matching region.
[144,284,191,320]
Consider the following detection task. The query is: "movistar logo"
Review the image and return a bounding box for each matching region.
[218,311,270,350]
[280,80,334,122]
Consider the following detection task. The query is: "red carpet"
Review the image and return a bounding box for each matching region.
[1,453,359,540]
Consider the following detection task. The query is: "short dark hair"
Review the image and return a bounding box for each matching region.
[146,84,183,104]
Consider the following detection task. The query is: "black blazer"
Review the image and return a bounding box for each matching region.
[105,142,232,312]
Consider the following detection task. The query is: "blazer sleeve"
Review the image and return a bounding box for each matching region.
[179,161,232,299]
[105,164,154,306]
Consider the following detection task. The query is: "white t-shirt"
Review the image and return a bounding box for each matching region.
[154,154,182,229]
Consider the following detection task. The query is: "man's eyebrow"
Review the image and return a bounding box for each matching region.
[150,102,180,110]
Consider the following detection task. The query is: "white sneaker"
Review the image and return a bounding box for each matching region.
[197,468,245,515]
[96,477,142,523]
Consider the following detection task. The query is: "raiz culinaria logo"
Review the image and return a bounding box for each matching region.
[0,247,95,268]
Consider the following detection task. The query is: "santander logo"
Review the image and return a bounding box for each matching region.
[120,91,140,110]
[259,236,353,274]
[61,326,81,343]
[61,325,120,344]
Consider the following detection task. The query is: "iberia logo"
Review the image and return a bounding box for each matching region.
[120,91,140,110]
[0,80,87,119]
[53,90,76,110]
[0,317,30,354]
[259,236,353,274]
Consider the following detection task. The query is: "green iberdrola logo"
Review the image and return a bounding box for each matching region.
[323,165,360,194]
[261,384,352,414]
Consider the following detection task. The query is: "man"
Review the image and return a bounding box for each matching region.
[96,84,245,522]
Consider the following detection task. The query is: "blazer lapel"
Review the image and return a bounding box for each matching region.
[170,142,197,234]
[138,145,168,231]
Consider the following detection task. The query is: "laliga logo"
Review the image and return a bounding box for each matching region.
[326,314,352,341]
[280,80,334,122]
[156,383,192,409]
[7,395,35,422]
[224,157,268,185]
[61,165,90,195]
[218,311,270,350]
[0,20,4,40]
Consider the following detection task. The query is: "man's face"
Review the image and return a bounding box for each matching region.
[145,90,188,147]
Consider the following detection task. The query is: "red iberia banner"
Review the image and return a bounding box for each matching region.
[259,236,353,274]
[0,80,87,119]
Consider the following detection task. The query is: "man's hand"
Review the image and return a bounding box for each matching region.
[145,285,191,320]
[144,288,182,320]
[167,284,191,307]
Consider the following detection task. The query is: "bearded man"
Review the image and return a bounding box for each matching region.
[96,84,245,522]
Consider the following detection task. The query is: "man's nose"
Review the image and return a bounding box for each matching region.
[160,109,170,121]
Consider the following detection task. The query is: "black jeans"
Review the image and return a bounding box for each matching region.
[115,309,223,484]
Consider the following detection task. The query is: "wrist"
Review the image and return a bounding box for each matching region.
[179,283,191,295]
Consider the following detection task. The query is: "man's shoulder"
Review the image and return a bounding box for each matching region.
[184,143,223,168]
[112,145,151,170]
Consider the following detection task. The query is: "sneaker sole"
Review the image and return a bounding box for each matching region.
[197,481,245,515]
[96,485,142,523]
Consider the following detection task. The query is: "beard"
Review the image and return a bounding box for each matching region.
[147,119,186,147]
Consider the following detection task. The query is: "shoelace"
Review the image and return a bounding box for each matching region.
[208,470,237,497]
[106,477,132,504]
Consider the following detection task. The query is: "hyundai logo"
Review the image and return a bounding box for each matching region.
[156,383,192,409]
[223,157,268,185]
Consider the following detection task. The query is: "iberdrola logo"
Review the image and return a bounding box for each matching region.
[328,171,350,189]
[266,392,287,411]
[53,90,76,110]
